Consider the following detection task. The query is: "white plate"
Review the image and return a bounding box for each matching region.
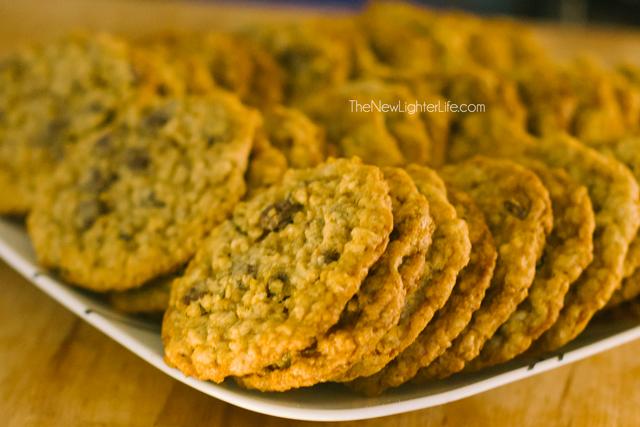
[1,217,639,422]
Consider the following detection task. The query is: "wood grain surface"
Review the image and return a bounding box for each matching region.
[2,1,640,425]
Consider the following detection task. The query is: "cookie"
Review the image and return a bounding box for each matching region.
[243,130,288,200]
[525,135,640,352]
[414,156,552,381]
[162,158,394,383]
[109,270,181,314]
[236,167,431,391]
[450,128,640,352]
[467,160,595,370]
[346,186,496,396]
[27,93,259,291]
[340,164,470,384]
[356,2,439,80]
[0,32,183,215]
[262,106,326,169]
[587,137,640,305]
[140,30,284,109]
[245,20,352,104]
[300,79,431,167]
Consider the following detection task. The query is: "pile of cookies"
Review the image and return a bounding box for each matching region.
[3,1,640,396]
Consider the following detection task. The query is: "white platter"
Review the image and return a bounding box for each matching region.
[1,217,639,422]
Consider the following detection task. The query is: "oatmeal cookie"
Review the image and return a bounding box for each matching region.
[414,156,552,380]
[300,79,431,167]
[236,167,431,391]
[245,20,352,104]
[162,158,394,382]
[449,128,640,352]
[140,30,284,109]
[0,32,183,215]
[262,106,325,169]
[587,137,640,305]
[340,165,470,383]
[244,131,288,200]
[28,93,258,291]
[467,161,595,370]
[347,186,496,396]
[521,136,640,352]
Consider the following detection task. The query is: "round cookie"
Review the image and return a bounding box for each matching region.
[262,106,326,169]
[347,186,496,396]
[0,32,183,215]
[27,93,259,291]
[413,156,552,381]
[236,167,432,391]
[245,20,353,104]
[467,161,595,370]
[340,165,470,384]
[162,158,394,383]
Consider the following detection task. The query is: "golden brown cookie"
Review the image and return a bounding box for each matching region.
[262,106,325,169]
[413,156,552,381]
[162,158,394,383]
[345,186,496,396]
[245,20,352,104]
[467,161,595,370]
[0,32,183,215]
[243,131,288,200]
[300,79,431,167]
[587,137,640,306]
[139,30,284,109]
[522,136,640,352]
[235,167,431,391]
[28,93,258,292]
[449,128,640,352]
[341,165,470,384]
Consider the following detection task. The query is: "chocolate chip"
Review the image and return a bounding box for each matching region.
[124,147,150,171]
[259,200,302,232]
[74,199,107,230]
[504,199,528,220]
[118,232,133,242]
[81,167,115,192]
[100,109,117,126]
[230,260,257,277]
[146,191,166,208]
[321,250,340,264]
[144,109,170,128]
[207,135,218,147]
[181,281,209,305]
[156,84,169,97]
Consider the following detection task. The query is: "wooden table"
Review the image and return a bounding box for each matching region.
[3,1,640,425]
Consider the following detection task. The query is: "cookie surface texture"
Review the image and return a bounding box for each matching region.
[236,167,431,391]
[162,158,394,383]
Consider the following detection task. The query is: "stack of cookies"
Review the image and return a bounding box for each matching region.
[3,1,640,396]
